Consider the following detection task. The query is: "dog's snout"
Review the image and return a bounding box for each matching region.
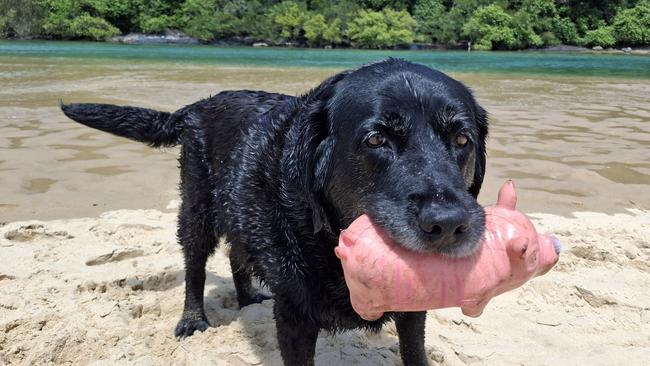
[417,203,471,246]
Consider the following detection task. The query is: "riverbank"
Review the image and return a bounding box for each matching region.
[4,34,650,55]
[111,34,650,55]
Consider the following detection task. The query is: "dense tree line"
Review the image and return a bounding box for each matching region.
[1,0,649,49]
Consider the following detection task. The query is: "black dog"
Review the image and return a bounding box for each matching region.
[62,59,488,366]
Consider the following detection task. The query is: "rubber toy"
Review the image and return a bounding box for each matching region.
[335,180,561,321]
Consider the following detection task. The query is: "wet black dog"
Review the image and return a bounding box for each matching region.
[62,59,488,366]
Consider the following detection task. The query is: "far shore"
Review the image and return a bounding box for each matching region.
[4,33,650,55]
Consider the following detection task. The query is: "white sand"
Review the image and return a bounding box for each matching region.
[1,208,648,365]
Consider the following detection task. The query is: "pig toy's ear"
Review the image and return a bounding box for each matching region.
[496,180,517,210]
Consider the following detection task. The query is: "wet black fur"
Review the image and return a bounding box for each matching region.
[61,59,488,366]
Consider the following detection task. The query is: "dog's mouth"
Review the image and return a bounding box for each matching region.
[364,208,486,258]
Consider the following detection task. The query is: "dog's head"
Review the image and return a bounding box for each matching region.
[297,59,488,257]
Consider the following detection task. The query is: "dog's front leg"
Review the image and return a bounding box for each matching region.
[274,297,320,366]
[395,311,429,366]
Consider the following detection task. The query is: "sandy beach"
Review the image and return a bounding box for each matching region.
[1,206,648,365]
[1,45,649,365]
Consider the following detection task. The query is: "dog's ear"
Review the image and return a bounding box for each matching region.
[468,104,488,198]
[293,71,350,234]
[309,135,336,233]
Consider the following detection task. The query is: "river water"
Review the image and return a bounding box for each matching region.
[1,41,649,221]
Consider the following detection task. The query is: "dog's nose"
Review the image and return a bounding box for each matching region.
[417,205,470,245]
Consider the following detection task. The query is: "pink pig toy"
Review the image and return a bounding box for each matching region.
[335,180,561,321]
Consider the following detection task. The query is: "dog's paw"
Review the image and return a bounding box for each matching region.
[174,318,210,338]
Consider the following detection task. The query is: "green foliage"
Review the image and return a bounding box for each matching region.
[90,0,138,32]
[177,0,242,41]
[463,4,516,50]
[0,17,6,38]
[269,1,309,39]
[69,13,120,40]
[303,14,342,46]
[36,0,131,39]
[359,0,410,11]
[539,31,560,46]
[347,9,390,48]
[508,0,562,48]
[322,19,344,45]
[0,0,47,37]
[583,26,616,48]
[1,0,648,48]
[239,1,277,40]
[384,8,416,44]
[413,0,446,43]
[138,15,172,34]
[612,2,650,45]
[309,0,360,23]
[347,8,415,48]
[438,0,494,45]
[510,11,542,48]
[552,17,579,44]
[135,0,184,34]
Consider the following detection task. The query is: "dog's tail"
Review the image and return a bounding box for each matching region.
[61,103,184,147]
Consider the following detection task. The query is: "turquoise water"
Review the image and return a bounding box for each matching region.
[1,40,649,79]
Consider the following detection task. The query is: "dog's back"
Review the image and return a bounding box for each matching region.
[61,90,292,153]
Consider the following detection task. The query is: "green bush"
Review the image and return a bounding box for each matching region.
[413,0,446,43]
[269,1,309,39]
[552,17,578,44]
[0,0,47,38]
[583,26,616,48]
[69,14,120,40]
[309,0,359,25]
[138,15,171,34]
[135,0,183,34]
[384,8,416,44]
[612,2,650,45]
[518,0,557,34]
[510,11,543,49]
[0,16,7,38]
[347,8,415,48]
[359,0,409,11]
[324,19,344,45]
[347,9,389,48]
[303,13,342,46]
[463,4,517,50]
[38,0,126,39]
[177,0,240,41]
[540,31,560,46]
[88,0,138,32]
[240,5,277,41]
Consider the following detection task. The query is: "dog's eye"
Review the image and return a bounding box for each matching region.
[455,133,469,147]
[366,132,386,148]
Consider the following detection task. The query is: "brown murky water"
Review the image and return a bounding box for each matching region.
[1,56,649,221]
